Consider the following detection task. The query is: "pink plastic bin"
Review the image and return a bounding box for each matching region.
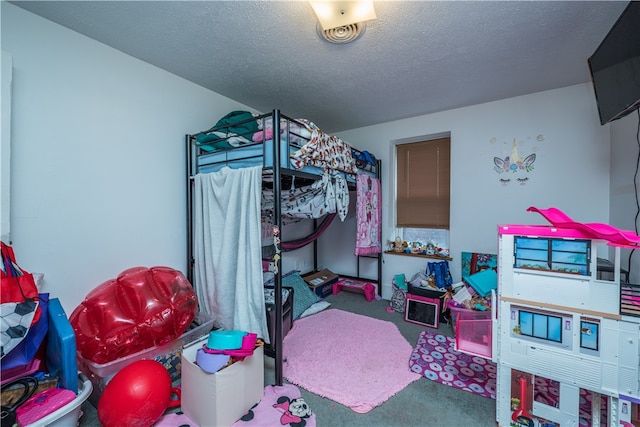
[450,305,492,359]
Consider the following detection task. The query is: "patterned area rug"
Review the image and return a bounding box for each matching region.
[409,330,497,399]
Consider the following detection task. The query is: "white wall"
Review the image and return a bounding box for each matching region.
[1,3,253,314]
[333,84,612,297]
[4,4,632,310]
[1,51,12,243]
[610,112,640,283]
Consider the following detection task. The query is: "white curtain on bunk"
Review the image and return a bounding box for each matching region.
[194,166,269,341]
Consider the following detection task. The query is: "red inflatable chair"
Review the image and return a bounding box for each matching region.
[70,266,197,364]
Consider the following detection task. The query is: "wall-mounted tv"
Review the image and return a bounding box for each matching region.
[588,1,640,125]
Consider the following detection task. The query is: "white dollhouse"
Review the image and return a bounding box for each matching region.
[491,207,639,427]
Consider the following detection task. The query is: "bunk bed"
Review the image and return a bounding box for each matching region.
[185,109,381,385]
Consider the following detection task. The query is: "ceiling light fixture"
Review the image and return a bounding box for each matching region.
[310,1,377,44]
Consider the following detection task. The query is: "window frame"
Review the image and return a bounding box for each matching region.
[579,319,599,352]
[518,309,563,343]
[514,236,591,276]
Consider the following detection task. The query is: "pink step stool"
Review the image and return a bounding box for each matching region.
[332,278,376,302]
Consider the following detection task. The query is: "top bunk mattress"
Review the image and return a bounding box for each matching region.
[190,110,378,180]
[196,137,327,177]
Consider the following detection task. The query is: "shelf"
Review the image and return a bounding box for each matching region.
[384,250,452,261]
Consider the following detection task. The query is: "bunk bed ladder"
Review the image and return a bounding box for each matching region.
[271,109,285,386]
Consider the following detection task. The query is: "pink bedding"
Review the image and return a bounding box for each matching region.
[355,174,381,255]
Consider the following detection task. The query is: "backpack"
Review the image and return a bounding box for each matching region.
[389,283,407,313]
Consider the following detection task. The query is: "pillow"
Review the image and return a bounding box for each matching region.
[300,300,331,318]
[264,270,321,319]
[283,272,322,319]
[264,287,291,307]
[262,269,296,287]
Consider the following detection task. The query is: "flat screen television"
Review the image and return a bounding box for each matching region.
[588,1,640,125]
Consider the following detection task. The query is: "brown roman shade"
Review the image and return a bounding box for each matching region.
[396,138,450,229]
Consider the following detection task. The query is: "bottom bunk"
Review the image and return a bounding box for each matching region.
[262,270,333,356]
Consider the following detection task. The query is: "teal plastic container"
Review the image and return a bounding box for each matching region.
[206,330,246,350]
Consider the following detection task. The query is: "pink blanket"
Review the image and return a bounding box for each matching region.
[355,174,381,255]
[153,384,315,427]
[233,384,316,427]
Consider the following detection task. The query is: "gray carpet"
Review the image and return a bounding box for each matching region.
[79,291,497,426]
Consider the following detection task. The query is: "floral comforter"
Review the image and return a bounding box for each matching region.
[290,120,358,175]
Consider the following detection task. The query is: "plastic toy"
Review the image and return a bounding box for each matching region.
[511,378,533,426]
[16,387,76,426]
[201,332,258,358]
[206,330,247,350]
[332,278,376,302]
[491,207,640,427]
[195,350,230,373]
[98,360,180,427]
[70,266,197,364]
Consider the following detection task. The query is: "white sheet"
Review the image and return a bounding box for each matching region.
[194,166,269,342]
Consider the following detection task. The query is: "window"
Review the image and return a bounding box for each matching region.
[580,319,599,351]
[401,228,449,251]
[396,138,450,229]
[518,310,562,343]
[514,237,590,275]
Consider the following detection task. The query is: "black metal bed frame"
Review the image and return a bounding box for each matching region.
[185,109,381,385]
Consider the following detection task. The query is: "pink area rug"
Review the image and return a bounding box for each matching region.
[409,330,497,399]
[283,309,421,413]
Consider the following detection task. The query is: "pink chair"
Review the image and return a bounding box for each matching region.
[332,278,376,302]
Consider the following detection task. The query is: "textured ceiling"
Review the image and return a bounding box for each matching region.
[10,1,629,132]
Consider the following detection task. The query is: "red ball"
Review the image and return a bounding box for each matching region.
[98,360,173,427]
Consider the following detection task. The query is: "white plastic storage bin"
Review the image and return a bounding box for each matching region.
[77,312,214,405]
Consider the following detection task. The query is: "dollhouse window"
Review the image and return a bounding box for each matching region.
[579,319,599,352]
[514,237,590,276]
[518,310,562,343]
